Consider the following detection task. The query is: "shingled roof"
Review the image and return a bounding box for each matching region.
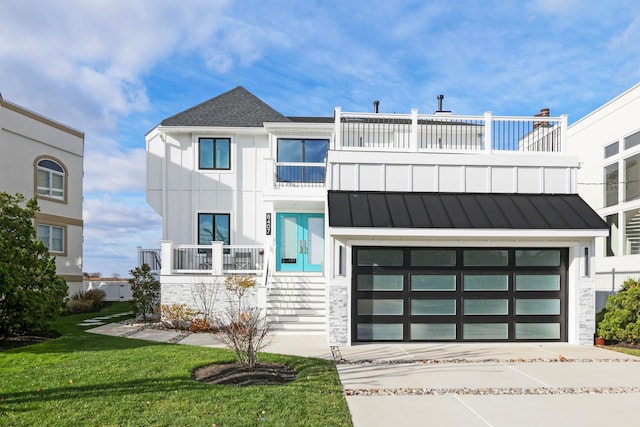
[160,86,292,127]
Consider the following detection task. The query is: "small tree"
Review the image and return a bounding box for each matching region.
[128,263,160,322]
[216,276,272,368]
[0,192,68,338]
[598,278,640,344]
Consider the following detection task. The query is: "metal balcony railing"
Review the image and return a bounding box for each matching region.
[334,108,567,154]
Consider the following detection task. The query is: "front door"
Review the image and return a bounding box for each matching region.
[276,213,324,272]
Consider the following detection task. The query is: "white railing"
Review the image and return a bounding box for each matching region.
[155,241,264,276]
[333,107,568,154]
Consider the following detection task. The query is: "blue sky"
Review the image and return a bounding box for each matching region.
[1,0,640,276]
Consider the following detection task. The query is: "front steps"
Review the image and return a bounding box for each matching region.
[266,274,326,335]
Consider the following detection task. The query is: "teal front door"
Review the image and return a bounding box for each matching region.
[276,213,324,272]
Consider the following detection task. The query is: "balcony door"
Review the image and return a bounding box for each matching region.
[276,139,328,184]
[276,213,324,272]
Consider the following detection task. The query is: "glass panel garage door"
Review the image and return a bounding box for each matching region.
[352,247,567,342]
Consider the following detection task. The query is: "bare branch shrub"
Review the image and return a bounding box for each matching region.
[215,276,272,368]
[190,281,220,324]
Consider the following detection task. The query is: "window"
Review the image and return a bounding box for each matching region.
[276,139,328,183]
[37,224,64,253]
[604,163,619,207]
[198,213,230,245]
[624,130,640,150]
[623,208,640,255]
[36,158,65,200]
[625,153,640,202]
[199,138,230,170]
[604,141,619,158]
[606,214,619,256]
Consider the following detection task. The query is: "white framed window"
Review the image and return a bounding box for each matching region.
[37,224,65,253]
[36,158,65,200]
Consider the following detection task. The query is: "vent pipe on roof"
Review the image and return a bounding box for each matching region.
[373,100,379,113]
[437,95,444,112]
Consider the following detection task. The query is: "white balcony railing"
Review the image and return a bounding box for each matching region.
[139,243,264,276]
[333,108,568,154]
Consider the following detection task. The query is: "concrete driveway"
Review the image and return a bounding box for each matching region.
[334,343,640,427]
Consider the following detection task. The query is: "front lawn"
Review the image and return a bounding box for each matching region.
[0,303,353,426]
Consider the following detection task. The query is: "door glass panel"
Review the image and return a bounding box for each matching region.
[356,249,403,266]
[411,324,456,340]
[515,250,560,266]
[411,275,456,291]
[277,139,302,162]
[304,140,329,162]
[463,323,508,340]
[411,299,456,315]
[464,275,508,291]
[281,216,298,263]
[357,323,403,340]
[357,274,403,291]
[515,275,560,291]
[307,217,324,265]
[516,323,560,339]
[515,299,560,315]
[358,299,403,315]
[411,249,456,266]
[463,249,508,266]
[464,299,508,315]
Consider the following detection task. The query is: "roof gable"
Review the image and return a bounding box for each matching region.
[160,86,291,127]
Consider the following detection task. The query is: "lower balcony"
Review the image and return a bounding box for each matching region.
[138,242,265,276]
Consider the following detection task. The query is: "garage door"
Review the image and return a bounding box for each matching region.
[352,247,567,342]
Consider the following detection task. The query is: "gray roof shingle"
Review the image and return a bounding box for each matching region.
[161,86,292,127]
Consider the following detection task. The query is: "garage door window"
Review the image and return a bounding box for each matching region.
[352,247,567,342]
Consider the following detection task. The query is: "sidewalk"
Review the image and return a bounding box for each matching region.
[87,317,640,427]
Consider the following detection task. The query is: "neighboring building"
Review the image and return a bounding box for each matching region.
[0,94,84,295]
[145,86,607,346]
[567,82,640,308]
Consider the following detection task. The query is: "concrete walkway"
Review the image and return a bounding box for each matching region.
[86,318,640,427]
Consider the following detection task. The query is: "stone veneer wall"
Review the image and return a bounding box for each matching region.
[579,284,596,345]
[327,283,348,345]
[160,276,257,315]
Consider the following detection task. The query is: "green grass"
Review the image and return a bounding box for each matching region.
[605,346,640,358]
[0,303,353,426]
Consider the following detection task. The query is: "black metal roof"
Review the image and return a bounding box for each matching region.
[328,191,608,230]
[161,86,292,127]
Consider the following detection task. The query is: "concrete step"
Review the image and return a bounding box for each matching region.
[268,308,326,316]
[271,322,326,332]
[268,301,325,309]
[270,314,326,324]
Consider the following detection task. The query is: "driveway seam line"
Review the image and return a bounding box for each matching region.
[452,394,493,427]
[501,363,550,387]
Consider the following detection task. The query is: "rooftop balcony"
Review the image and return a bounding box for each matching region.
[333,108,567,153]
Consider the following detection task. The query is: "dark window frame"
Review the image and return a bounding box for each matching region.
[352,246,568,343]
[198,137,231,170]
[197,213,230,246]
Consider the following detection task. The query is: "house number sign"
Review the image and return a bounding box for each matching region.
[266,213,272,235]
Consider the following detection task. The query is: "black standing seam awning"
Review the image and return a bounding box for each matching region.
[327,191,608,230]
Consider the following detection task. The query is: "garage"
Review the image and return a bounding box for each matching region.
[352,246,568,342]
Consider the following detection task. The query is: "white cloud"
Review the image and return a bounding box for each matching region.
[84,147,147,193]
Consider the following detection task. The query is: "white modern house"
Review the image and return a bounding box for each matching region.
[145,86,607,346]
[0,94,84,295]
[567,82,640,308]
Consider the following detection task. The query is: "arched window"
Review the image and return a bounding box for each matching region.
[36,158,65,200]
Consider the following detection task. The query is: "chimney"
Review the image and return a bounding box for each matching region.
[373,100,379,113]
[534,108,550,129]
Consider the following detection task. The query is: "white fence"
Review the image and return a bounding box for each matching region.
[85,280,133,302]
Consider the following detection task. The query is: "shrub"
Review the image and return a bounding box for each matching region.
[69,290,87,301]
[597,278,640,344]
[216,276,272,368]
[128,264,160,322]
[189,317,214,333]
[66,299,94,314]
[85,289,106,308]
[160,303,198,330]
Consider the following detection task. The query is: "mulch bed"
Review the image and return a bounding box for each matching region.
[192,362,297,386]
[0,332,60,352]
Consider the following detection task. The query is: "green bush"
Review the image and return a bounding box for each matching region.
[597,278,640,344]
[85,289,106,308]
[129,264,160,322]
[66,299,95,314]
